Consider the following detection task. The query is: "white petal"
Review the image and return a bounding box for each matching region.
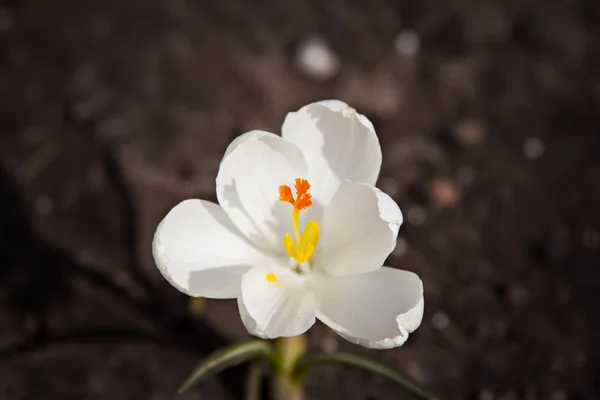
[312,267,423,349]
[221,130,279,164]
[317,181,402,277]
[152,199,275,299]
[374,186,404,237]
[239,267,316,338]
[216,135,309,251]
[237,296,268,339]
[281,100,381,208]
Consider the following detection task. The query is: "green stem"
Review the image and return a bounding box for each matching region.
[271,335,306,400]
[294,353,439,400]
[244,360,263,400]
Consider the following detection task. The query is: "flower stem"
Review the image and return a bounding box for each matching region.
[244,360,263,400]
[272,335,306,400]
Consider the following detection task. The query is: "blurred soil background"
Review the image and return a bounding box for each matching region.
[1,0,599,399]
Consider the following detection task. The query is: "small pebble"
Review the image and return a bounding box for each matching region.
[457,165,476,186]
[394,30,420,56]
[88,166,106,190]
[550,390,567,400]
[9,46,28,66]
[582,228,600,248]
[523,136,545,159]
[72,98,97,120]
[474,201,491,221]
[431,311,450,329]
[573,352,588,366]
[556,285,571,304]
[0,7,14,33]
[497,391,517,400]
[90,16,112,38]
[407,206,427,226]
[492,318,508,337]
[320,336,339,354]
[167,0,188,19]
[522,385,537,400]
[551,357,565,372]
[479,388,495,400]
[79,249,96,265]
[508,283,528,306]
[536,61,559,89]
[72,62,99,92]
[429,179,460,208]
[294,36,340,80]
[453,119,487,147]
[34,195,54,216]
[392,237,408,258]
[20,125,43,145]
[88,375,106,394]
[379,177,398,197]
[477,260,494,279]
[24,316,39,333]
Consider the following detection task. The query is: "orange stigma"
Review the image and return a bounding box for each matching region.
[278,178,319,263]
[279,178,313,210]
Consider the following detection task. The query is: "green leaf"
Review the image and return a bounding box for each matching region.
[178,340,274,394]
[293,352,439,400]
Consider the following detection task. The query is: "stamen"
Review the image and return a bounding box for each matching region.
[278,178,320,264]
[292,208,301,243]
[283,234,297,259]
[299,221,320,251]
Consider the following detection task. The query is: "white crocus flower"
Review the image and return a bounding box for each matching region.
[153,100,424,349]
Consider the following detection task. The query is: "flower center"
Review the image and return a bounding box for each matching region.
[278,178,320,263]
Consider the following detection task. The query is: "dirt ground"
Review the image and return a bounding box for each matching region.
[1,0,599,399]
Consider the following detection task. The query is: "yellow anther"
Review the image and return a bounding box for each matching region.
[297,221,319,262]
[278,178,320,263]
[283,233,298,260]
[265,273,278,284]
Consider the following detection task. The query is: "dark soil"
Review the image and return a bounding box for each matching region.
[1,0,599,399]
